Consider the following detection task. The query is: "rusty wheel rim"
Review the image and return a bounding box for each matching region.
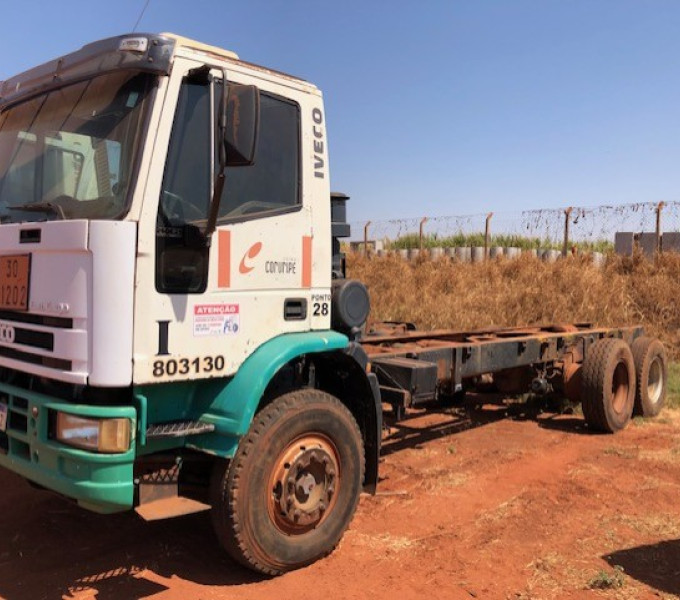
[611,361,630,415]
[268,434,340,535]
[648,356,664,405]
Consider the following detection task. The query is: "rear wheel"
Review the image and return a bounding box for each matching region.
[581,338,635,433]
[631,336,667,417]
[210,389,364,575]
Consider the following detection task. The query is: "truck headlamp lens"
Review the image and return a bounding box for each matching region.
[55,413,131,453]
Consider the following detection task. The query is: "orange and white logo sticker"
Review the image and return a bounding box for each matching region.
[239,242,263,274]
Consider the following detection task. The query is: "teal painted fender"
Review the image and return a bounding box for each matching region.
[135,330,349,457]
[205,330,349,434]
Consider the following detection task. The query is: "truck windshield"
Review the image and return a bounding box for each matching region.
[0,71,154,223]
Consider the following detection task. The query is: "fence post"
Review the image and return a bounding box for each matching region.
[419,217,428,253]
[363,221,371,257]
[484,212,493,261]
[656,202,665,255]
[563,207,573,257]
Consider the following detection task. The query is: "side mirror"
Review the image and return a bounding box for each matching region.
[205,82,260,240]
[225,84,259,166]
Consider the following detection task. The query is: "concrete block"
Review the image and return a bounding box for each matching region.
[430,247,444,260]
[471,247,485,263]
[662,232,680,254]
[638,232,658,256]
[615,232,635,256]
[591,252,605,268]
[349,239,384,254]
[398,249,409,260]
[489,246,504,259]
[505,247,521,259]
[542,250,561,263]
[455,247,472,263]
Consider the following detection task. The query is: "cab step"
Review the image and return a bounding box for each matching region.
[135,496,211,521]
[146,420,215,438]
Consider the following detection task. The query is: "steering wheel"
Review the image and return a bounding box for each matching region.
[225,200,287,218]
[161,191,206,224]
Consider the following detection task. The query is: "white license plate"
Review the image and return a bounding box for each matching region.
[0,403,7,432]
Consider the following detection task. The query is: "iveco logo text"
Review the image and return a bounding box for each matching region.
[0,324,15,344]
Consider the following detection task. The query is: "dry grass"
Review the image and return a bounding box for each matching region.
[609,513,680,538]
[348,250,680,358]
[349,532,420,552]
[639,446,680,464]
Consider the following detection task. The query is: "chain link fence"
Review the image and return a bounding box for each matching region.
[349,201,680,253]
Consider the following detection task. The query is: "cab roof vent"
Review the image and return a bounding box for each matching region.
[161,32,239,61]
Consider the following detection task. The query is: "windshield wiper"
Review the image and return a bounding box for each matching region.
[7,202,66,220]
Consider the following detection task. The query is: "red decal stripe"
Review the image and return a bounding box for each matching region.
[218,230,231,288]
[302,236,312,288]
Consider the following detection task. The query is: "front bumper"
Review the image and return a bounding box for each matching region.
[0,381,136,513]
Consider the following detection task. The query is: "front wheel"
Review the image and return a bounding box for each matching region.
[210,389,364,575]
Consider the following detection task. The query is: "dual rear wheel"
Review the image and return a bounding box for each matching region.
[581,336,667,433]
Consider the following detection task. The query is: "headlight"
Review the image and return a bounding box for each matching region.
[55,413,131,453]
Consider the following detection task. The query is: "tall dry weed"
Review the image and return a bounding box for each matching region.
[347,251,680,357]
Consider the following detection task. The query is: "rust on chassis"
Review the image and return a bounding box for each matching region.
[361,323,644,424]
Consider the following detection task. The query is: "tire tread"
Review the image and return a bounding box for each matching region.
[581,338,634,433]
[631,336,667,417]
[211,389,364,576]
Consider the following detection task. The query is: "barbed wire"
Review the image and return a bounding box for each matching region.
[349,201,679,247]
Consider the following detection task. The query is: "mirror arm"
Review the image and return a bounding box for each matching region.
[205,172,225,243]
[204,69,229,242]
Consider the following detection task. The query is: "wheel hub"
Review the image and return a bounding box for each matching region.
[648,356,663,403]
[270,435,339,533]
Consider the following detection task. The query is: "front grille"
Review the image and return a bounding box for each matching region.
[0,311,72,329]
[13,328,53,351]
[0,312,75,373]
[0,345,71,370]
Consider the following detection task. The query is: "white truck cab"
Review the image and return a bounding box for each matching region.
[0,33,380,575]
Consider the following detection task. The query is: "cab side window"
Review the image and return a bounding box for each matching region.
[156,79,211,293]
[217,91,300,221]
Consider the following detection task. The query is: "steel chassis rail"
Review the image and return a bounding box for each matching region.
[360,323,643,417]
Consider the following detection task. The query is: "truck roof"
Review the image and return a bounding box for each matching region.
[163,32,316,91]
[0,32,316,109]
[161,32,240,61]
[0,32,316,108]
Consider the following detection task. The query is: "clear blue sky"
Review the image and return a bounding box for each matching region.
[1,1,679,222]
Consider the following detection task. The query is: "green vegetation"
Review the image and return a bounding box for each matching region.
[666,362,680,410]
[587,567,625,590]
[386,232,614,253]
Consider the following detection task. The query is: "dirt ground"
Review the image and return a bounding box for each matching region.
[1,397,680,600]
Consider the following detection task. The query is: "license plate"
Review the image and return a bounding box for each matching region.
[0,254,30,311]
[0,403,7,433]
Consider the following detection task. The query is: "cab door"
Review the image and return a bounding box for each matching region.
[208,86,313,366]
[137,66,313,383]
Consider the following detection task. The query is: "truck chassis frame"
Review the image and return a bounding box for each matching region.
[361,322,644,422]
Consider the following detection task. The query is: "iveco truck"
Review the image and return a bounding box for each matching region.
[0,34,666,575]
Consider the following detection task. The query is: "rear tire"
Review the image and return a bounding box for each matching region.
[631,336,667,417]
[210,389,364,575]
[581,338,635,433]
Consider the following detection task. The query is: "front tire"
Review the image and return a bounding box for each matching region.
[210,389,364,575]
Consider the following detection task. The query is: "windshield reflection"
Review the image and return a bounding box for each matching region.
[0,71,154,223]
